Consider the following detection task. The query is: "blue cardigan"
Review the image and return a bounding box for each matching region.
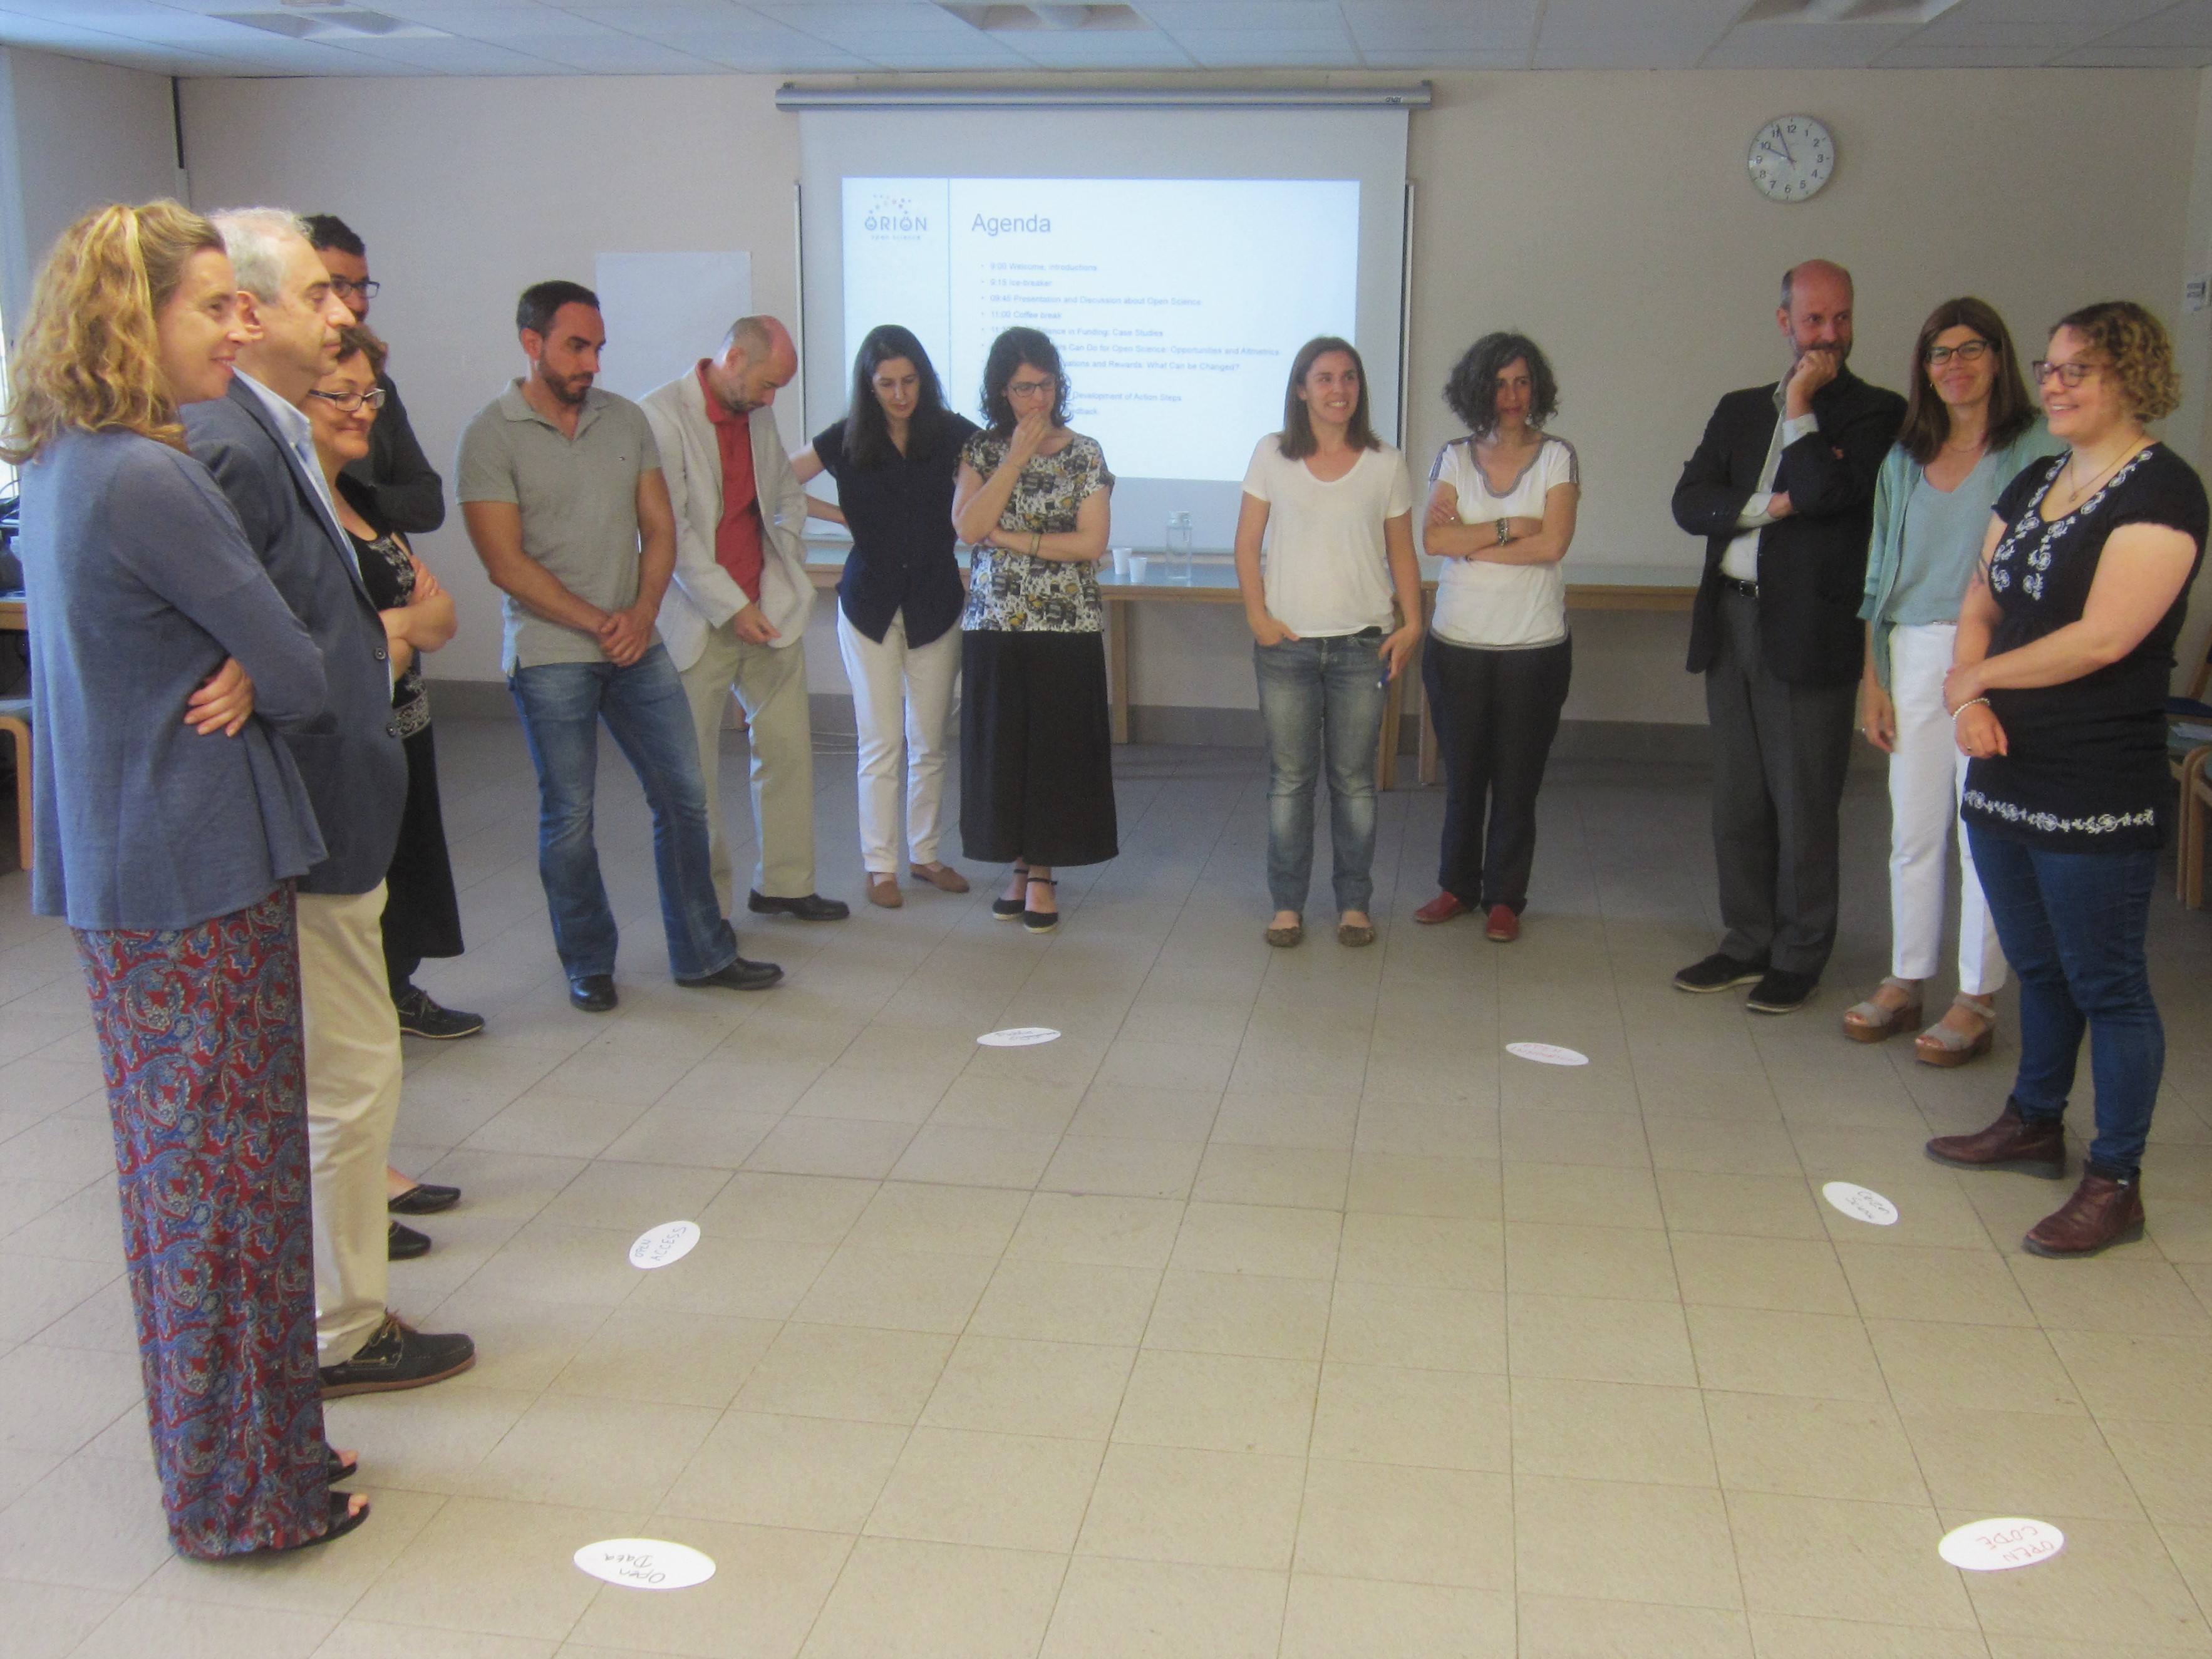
[1858,421,2066,688]
[23,429,329,931]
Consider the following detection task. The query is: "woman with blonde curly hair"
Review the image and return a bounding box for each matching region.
[7,200,367,1553]
[1925,301,2208,1258]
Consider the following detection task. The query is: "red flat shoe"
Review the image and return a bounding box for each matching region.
[1484,904,1519,943]
[1414,892,1468,925]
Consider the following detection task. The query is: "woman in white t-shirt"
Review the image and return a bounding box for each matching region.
[1415,333,1580,943]
[1234,336,1423,949]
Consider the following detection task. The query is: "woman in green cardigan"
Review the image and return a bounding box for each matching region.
[1845,297,2064,1063]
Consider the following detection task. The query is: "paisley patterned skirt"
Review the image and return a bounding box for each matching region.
[74,884,329,1558]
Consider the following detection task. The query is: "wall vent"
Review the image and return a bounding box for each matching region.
[217,8,448,38]
[1740,0,1962,21]
[934,4,1152,32]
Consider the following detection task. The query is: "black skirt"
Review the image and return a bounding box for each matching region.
[961,629,1119,868]
[380,723,465,983]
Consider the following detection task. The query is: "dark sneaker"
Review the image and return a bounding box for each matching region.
[748,891,851,921]
[569,974,618,1013]
[395,986,485,1040]
[387,1219,430,1261]
[1745,969,1819,1014]
[319,1312,475,1398]
[1672,952,1767,993]
[678,956,783,991]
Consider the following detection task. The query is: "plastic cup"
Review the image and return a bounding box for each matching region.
[1129,556,1150,584]
[1111,547,1131,577]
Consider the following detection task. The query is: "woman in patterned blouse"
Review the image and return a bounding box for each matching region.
[1926,302,2208,1258]
[951,328,1117,933]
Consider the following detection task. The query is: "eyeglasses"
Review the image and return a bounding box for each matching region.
[2030,359,2101,388]
[1925,340,1992,366]
[1005,376,1057,397]
[327,278,380,301]
[307,386,388,414]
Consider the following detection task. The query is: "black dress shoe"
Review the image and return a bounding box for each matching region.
[678,956,784,991]
[1746,968,1819,1014]
[748,891,851,922]
[394,986,486,1040]
[387,1219,430,1261]
[388,1180,462,1216]
[569,974,618,1013]
[319,1312,475,1398]
[1672,951,1768,993]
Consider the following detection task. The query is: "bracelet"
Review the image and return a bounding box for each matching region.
[1950,696,1990,719]
[1030,530,1042,557]
[1495,517,1511,547]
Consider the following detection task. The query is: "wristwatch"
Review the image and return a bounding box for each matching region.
[1495,518,1511,547]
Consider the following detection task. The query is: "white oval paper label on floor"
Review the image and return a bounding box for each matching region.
[574,1538,716,1590]
[1938,1517,2064,1571]
[1822,1182,1899,1226]
[978,1027,1060,1047]
[628,1220,700,1269]
[1506,1042,1589,1067]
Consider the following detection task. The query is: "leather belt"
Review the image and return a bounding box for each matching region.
[1720,576,1759,599]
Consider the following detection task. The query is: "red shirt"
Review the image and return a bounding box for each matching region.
[699,361,763,604]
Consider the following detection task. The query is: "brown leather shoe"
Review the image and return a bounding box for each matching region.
[909,862,970,893]
[1924,1103,2066,1179]
[1484,904,1519,943]
[2024,1172,2146,1258]
[1413,892,1468,925]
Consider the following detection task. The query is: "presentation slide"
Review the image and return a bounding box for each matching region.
[841,177,1360,484]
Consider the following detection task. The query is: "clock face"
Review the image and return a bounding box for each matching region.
[1749,115,1835,203]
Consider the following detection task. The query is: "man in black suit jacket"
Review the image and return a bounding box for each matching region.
[1670,260,1906,1013]
[185,207,473,1398]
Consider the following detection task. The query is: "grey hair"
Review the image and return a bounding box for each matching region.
[725,316,773,360]
[209,206,313,302]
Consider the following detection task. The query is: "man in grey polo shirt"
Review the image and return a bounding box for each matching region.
[457,279,781,1011]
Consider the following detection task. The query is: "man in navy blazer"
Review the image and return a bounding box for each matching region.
[1670,260,1906,1015]
[184,208,473,1398]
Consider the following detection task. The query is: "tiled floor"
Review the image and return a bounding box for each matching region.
[7,718,2212,1656]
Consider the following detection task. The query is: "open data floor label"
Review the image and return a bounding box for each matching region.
[575,1538,717,1590]
[1938,1518,2064,1571]
[629,1220,701,1269]
[978,1027,1060,1047]
[1821,1182,1899,1226]
[1506,1043,1589,1067]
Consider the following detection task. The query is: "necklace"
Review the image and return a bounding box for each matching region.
[2055,438,2144,512]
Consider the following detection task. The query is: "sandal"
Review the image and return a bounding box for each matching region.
[1336,918,1376,948]
[1842,976,1921,1043]
[1022,877,1059,934]
[326,1445,357,1484]
[271,1491,370,1552]
[1264,919,1303,948]
[866,873,903,909]
[992,864,1030,921]
[1915,994,1995,1068]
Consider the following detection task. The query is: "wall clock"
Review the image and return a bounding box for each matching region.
[1749,115,1834,203]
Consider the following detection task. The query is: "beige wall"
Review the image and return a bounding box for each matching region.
[177,66,2209,717]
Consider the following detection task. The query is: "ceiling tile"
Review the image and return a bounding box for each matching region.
[2098,1,2212,49]
[754,0,976,29]
[1339,0,1538,51]
[1132,0,1343,24]
[1700,19,1919,66]
[1539,0,1740,25]
[998,31,1196,64]
[1353,44,1525,65]
[1158,26,1355,53]
[2055,41,2212,63]
[1875,41,2063,63]
[1534,24,1723,66]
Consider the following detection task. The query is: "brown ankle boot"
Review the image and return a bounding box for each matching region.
[2023,1172,2145,1258]
[1925,1103,2066,1179]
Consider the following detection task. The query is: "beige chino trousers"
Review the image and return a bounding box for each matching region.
[679,623,817,910]
[296,883,403,1366]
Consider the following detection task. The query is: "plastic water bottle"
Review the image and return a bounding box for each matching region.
[1165,512,1194,584]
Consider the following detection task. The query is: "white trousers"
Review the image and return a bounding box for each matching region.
[297,884,403,1365]
[1887,623,2006,994]
[835,606,961,874]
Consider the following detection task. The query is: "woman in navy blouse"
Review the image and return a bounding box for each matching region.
[793,325,978,908]
[4,202,364,1554]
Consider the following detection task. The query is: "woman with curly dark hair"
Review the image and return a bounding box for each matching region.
[1412,331,1579,942]
[951,326,1116,932]
[1926,301,2208,1256]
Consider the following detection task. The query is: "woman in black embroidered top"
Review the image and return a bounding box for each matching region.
[1926,301,2208,1258]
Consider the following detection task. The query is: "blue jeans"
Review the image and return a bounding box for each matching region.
[1967,824,2163,1180]
[1254,630,1388,916]
[509,645,736,982]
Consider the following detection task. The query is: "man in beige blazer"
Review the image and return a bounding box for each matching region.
[641,317,846,921]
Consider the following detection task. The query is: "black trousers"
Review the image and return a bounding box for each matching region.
[1423,634,1572,913]
[1705,589,1857,977]
[961,629,1119,868]
[380,722,465,995]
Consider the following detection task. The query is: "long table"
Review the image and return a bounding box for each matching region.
[804,547,1697,787]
